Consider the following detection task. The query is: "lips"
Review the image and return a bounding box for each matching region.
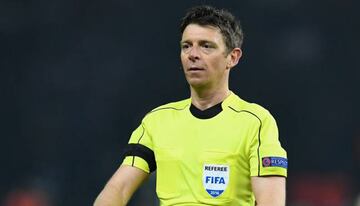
[188,67,205,71]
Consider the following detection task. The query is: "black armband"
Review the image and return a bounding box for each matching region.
[123,143,156,172]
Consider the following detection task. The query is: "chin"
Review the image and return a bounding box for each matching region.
[186,78,208,89]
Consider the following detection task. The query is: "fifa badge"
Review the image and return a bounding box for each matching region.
[203,164,229,197]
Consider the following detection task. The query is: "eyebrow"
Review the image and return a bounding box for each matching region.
[180,40,191,45]
[180,40,216,45]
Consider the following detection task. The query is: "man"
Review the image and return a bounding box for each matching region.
[94,5,287,206]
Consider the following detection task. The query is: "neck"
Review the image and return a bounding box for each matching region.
[190,85,231,111]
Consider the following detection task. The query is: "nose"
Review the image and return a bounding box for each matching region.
[188,46,200,62]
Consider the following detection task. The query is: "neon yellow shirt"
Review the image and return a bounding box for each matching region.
[122,92,287,206]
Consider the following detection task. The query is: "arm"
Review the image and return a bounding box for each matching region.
[94,165,149,206]
[251,176,286,206]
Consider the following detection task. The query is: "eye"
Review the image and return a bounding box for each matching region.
[182,44,189,49]
[181,43,192,53]
[201,43,214,49]
[203,43,211,48]
[199,42,216,54]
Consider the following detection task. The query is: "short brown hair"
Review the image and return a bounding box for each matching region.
[180,5,244,53]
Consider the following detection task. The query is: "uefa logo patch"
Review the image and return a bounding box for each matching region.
[262,157,288,169]
[203,164,229,198]
[262,157,271,167]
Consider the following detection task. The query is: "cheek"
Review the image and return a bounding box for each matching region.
[208,57,227,71]
[180,53,187,66]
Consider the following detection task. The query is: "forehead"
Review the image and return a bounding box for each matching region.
[181,24,224,44]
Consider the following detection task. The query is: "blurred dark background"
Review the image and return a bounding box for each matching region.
[1,0,359,205]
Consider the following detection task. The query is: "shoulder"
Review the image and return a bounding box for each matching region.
[150,99,190,113]
[143,98,190,121]
[227,93,274,123]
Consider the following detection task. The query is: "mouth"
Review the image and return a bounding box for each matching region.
[188,67,205,71]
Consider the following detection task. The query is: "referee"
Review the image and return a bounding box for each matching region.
[94,5,287,206]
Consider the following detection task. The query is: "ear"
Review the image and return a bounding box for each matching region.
[227,48,242,69]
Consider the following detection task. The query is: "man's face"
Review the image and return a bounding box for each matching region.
[180,24,231,89]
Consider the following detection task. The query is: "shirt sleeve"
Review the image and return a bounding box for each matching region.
[121,121,156,173]
[249,112,288,177]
